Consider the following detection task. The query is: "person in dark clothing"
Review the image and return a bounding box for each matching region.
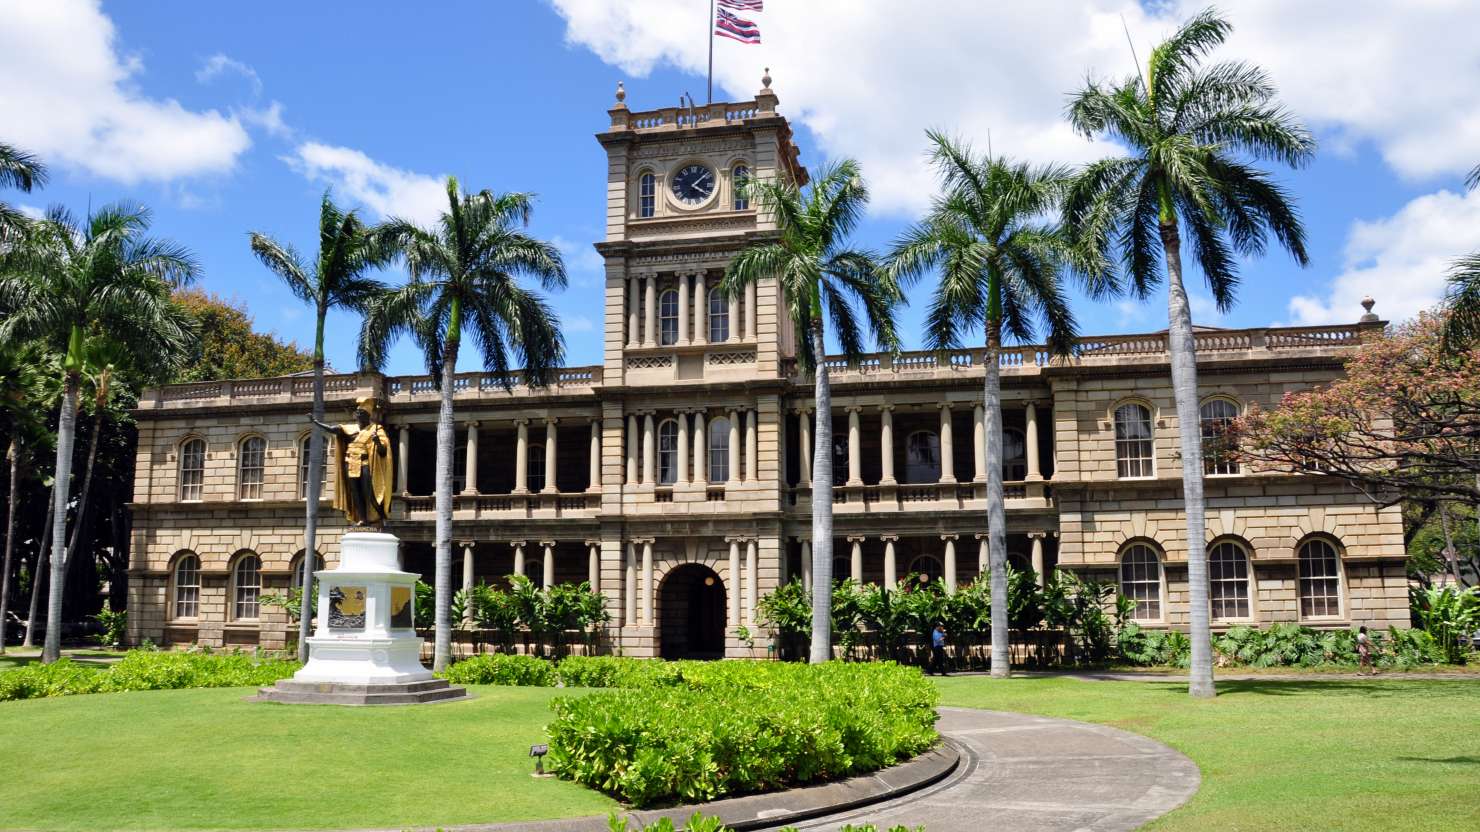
[930,623,949,676]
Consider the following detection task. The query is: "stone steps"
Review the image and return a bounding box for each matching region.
[252,678,470,706]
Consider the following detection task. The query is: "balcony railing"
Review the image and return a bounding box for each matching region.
[788,481,1050,512]
[398,492,599,520]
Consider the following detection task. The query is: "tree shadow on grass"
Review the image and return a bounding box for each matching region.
[1394,755,1480,765]
[1207,679,1476,699]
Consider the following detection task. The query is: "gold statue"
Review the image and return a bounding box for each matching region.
[309,397,392,528]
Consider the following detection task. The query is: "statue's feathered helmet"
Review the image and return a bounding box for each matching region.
[355,396,380,416]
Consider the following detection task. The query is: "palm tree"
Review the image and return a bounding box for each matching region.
[360,178,566,672]
[0,142,46,243]
[0,342,55,653]
[888,132,1107,678]
[721,159,902,664]
[0,203,197,662]
[251,191,390,662]
[1062,8,1314,697]
[1443,165,1480,346]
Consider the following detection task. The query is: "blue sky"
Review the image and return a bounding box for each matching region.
[4,1,1478,377]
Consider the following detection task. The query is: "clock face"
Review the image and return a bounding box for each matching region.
[670,164,716,205]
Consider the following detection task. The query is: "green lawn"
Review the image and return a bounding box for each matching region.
[0,685,617,831]
[935,675,1480,832]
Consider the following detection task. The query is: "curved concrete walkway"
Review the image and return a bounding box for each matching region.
[771,707,1200,832]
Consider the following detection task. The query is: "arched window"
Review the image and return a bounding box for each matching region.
[708,416,731,482]
[527,444,546,492]
[178,438,206,502]
[905,430,941,483]
[1298,537,1343,618]
[908,555,943,583]
[657,419,680,484]
[1114,403,1154,478]
[1002,427,1027,481]
[1201,398,1240,475]
[1119,543,1163,621]
[289,551,320,623]
[638,172,656,218]
[658,289,680,345]
[732,165,750,210]
[238,436,266,500]
[1209,540,1252,620]
[298,435,330,500]
[232,554,262,620]
[172,554,201,619]
[708,286,730,342]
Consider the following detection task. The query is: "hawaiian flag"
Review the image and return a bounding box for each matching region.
[718,0,764,10]
[715,7,762,44]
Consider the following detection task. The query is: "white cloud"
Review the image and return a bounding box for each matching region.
[549,1,1480,215]
[238,101,292,139]
[552,234,605,287]
[17,204,44,220]
[284,142,448,225]
[0,0,251,184]
[195,53,263,97]
[1288,186,1480,326]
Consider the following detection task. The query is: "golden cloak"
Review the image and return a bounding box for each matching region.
[331,422,393,524]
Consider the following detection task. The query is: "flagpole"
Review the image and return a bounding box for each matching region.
[707,0,714,104]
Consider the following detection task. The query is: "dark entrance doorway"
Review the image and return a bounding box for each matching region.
[659,563,727,659]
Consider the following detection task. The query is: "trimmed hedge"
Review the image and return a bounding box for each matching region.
[441,654,558,686]
[545,661,939,807]
[0,652,299,702]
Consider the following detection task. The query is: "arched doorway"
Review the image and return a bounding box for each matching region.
[659,563,727,660]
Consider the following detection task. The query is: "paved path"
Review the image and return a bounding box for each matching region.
[770,707,1200,832]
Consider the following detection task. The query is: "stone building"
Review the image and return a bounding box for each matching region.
[125,77,1410,656]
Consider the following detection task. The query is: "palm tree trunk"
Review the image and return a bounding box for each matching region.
[0,438,19,653]
[1437,502,1462,587]
[984,321,1010,678]
[22,498,52,649]
[809,323,834,664]
[431,337,460,672]
[61,407,104,570]
[42,376,80,664]
[299,308,328,662]
[1159,220,1215,698]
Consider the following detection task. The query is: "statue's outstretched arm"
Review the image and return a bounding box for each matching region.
[308,415,344,436]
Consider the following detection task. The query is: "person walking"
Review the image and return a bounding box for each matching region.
[930,623,950,676]
[1356,626,1378,676]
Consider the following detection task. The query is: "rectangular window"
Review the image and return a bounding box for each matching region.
[179,440,205,502]
[638,174,655,218]
[238,438,265,500]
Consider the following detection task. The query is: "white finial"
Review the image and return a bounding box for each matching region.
[1360,295,1378,322]
[761,67,772,89]
[615,81,626,103]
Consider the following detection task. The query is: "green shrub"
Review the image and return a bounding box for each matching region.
[0,651,299,701]
[0,660,105,701]
[441,654,557,686]
[1411,586,1480,664]
[1117,623,1192,667]
[547,661,938,807]
[555,656,681,689]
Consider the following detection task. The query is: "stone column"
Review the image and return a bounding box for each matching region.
[1029,532,1047,586]
[588,420,601,491]
[697,274,709,344]
[745,409,758,484]
[624,542,637,626]
[727,408,741,485]
[626,414,639,484]
[396,424,411,495]
[942,534,959,593]
[641,539,655,625]
[677,272,691,344]
[676,411,690,484]
[976,533,989,576]
[745,538,758,626]
[642,413,656,485]
[879,405,896,485]
[643,275,657,347]
[744,280,757,341]
[511,540,526,577]
[461,421,479,494]
[541,540,556,588]
[727,538,741,628]
[1025,402,1043,481]
[846,406,863,486]
[586,540,601,591]
[798,409,812,486]
[849,536,864,584]
[939,404,956,484]
[627,276,640,348]
[693,410,707,484]
[513,419,529,494]
[461,542,475,624]
[542,418,558,493]
[800,540,813,591]
[973,404,986,482]
[727,291,740,343]
[882,535,898,588]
